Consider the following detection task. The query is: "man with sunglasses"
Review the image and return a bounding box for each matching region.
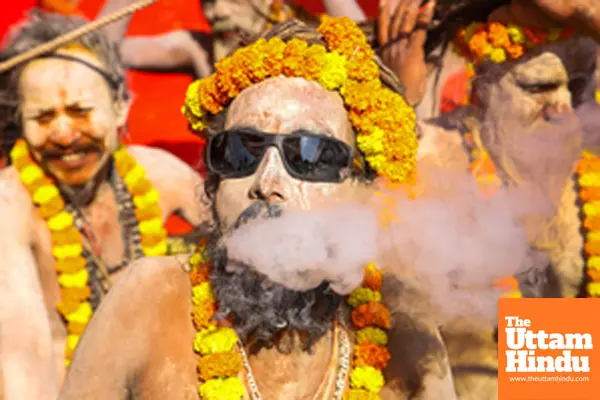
[59,17,465,400]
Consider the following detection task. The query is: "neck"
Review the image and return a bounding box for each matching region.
[243,325,340,398]
[59,158,112,207]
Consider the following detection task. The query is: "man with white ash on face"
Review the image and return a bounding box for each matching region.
[0,11,212,400]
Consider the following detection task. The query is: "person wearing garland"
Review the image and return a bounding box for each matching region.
[399,0,600,398]
[57,17,467,400]
[0,11,212,400]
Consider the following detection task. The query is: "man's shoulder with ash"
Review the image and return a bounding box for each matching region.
[108,254,193,311]
[0,166,35,237]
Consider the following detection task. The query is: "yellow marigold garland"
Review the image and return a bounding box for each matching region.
[10,139,167,366]
[453,22,576,66]
[576,150,600,297]
[188,251,391,399]
[182,16,418,184]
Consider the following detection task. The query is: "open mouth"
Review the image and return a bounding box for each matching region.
[46,148,101,170]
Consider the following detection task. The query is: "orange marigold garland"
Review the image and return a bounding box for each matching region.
[182,16,418,184]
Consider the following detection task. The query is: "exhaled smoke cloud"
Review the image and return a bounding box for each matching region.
[224,166,544,326]
[225,110,585,326]
[224,203,379,295]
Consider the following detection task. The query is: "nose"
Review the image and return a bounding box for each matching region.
[542,102,573,122]
[248,147,289,204]
[212,1,230,19]
[50,114,80,147]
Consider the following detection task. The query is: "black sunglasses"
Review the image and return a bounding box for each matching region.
[205,128,354,182]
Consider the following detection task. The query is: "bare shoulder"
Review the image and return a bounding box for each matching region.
[125,145,207,219]
[106,254,193,312]
[0,166,35,243]
[126,145,202,184]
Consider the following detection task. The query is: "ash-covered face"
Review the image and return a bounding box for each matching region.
[202,0,272,61]
[19,46,127,186]
[477,36,597,172]
[213,76,359,234]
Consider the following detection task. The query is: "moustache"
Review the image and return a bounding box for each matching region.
[40,140,103,160]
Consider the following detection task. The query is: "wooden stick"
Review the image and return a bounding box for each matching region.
[0,0,159,73]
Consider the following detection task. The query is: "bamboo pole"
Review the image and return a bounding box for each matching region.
[0,0,159,73]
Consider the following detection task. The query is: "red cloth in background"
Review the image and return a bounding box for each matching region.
[440,68,469,114]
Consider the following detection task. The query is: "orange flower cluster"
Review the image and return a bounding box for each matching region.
[197,349,243,381]
[454,22,576,66]
[353,342,391,370]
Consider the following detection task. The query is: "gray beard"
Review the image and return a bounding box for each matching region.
[207,201,341,353]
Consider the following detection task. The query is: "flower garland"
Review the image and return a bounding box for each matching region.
[188,251,391,399]
[453,22,576,66]
[576,150,600,297]
[10,139,167,366]
[345,262,391,398]
[182,16,418,184]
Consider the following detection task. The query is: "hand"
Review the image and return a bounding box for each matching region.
[377,0,436,107]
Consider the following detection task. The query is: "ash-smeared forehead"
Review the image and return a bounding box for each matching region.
[224,76,355,147]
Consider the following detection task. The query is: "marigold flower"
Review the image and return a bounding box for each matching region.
[588,282,600,297]
[351,302,392,329]
[342,389,381,400]
[192,302,216,330]
[39,196,66,219]
[60,286,91,303]
[52,243,84,260]
[349,366,385,393]
[190,264,211,286]
[33,185,59,205]
[589,256,600,271]
[197,349,243,380]
[65,301,93,324]
[194,326,238,355]
[19,164,44,186]
[192,281,215,305]
[51,226,82,247]
[353,342,391,369]
[141,229,168,247]
[133,188,160,209]
[58,268,89,289]
[347,287,381,308]
[199,377,245,400]
[356,327,388,346]
[135,204,163,221]
[362,263,383,291]
[55,256,88,274]
[143,240,168,256]
[67,321,88,336]
[114,150,136,176]
[47,211,75,231]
